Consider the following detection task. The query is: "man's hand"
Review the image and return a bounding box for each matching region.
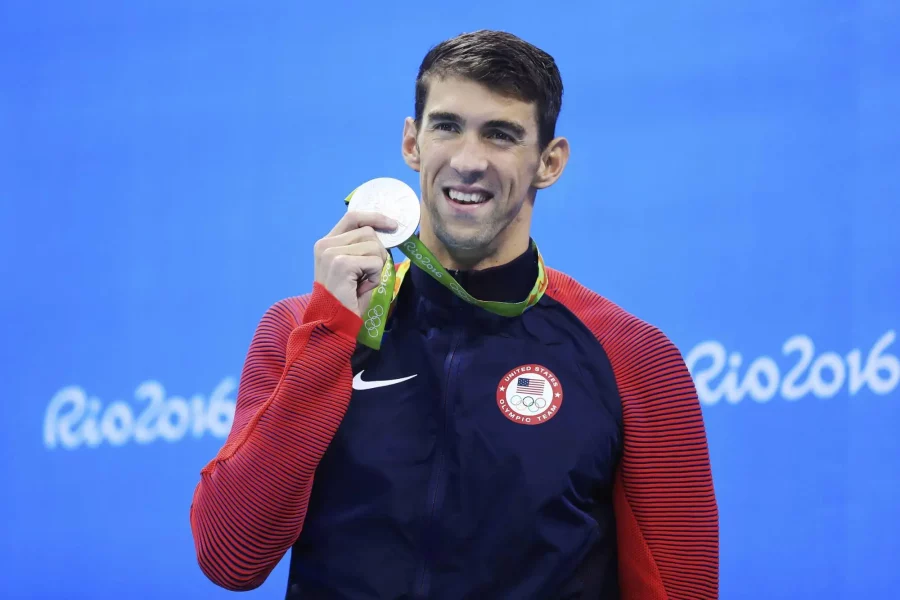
[314,211,398,319]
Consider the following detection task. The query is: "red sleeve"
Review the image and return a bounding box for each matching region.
[547,270,719,600]
[189,283,362,591]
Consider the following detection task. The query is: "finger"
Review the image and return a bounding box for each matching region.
[317,226,381,251]
[331,254,385,282]
[357,276,381,297]
[323,240,389,262]
[355,255,386,283]
[328,211,398,238]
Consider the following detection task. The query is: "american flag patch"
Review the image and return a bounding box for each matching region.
[516,377,543,395]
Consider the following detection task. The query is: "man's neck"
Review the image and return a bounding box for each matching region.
[419,231,531,272]
[408,234,539,304]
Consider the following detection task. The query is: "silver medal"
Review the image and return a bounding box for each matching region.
[348,177,421,248]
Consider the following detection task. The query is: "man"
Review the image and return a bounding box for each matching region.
[190,30,718,599]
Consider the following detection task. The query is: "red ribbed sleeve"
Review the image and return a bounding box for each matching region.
[189,283,362,591]
[547,269,719,600]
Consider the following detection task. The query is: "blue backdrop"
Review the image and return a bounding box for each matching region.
[2,2,898,599]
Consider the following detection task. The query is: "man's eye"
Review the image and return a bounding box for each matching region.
[487,130,514,142]
[434,123,457,132]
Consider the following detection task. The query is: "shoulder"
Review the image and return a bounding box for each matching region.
[545,267,678,359]
[545,267,701,417]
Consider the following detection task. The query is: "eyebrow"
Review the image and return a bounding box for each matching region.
[427,111,527,140]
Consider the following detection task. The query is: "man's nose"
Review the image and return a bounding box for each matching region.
[449,134,489,179]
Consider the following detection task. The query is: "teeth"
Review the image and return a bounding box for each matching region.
[448,189,489,204]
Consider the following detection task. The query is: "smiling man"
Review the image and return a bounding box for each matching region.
[190,30,719,599]
[405,74,556,271]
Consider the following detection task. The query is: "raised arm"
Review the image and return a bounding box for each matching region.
[189,284,361,591]
[190,209,398,590]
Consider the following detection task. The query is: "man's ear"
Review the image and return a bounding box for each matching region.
[402,117,420,172]
[533,136,570,189]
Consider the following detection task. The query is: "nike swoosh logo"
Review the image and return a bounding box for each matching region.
[352,370,418,391]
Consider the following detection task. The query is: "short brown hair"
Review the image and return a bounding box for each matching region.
[414,30,564,150]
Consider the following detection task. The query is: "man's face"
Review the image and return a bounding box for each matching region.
[403,76,545,261]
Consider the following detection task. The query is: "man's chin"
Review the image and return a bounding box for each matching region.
[435,227,491,253]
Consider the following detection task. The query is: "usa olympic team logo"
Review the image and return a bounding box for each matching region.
[496,364,563,425]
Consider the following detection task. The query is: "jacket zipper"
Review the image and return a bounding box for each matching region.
[414,326,463,598]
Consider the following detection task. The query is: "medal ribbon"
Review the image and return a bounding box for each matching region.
[344,188,549,349]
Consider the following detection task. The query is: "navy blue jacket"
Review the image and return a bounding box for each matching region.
[191,246,719,599]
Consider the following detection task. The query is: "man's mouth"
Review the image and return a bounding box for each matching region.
[443,187,494,205]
